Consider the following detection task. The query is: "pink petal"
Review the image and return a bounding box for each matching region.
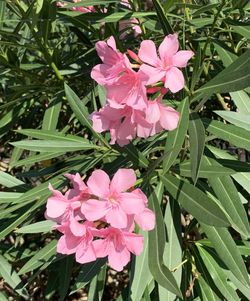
[139,64,165,86]
[46,197,68,219]
[159,34,179,61]
[105,206,128,229]
[110,169,136,193]
[107,36,117,50]
[123,232,144,255]
[108,247,130,271]
[159,106,180,131]
[119,192,146,215]
[135,208,155,230]
[81,199,110,221]
[90,110,110,133]
[164,67,185,93]
[172,50,194,68]
[57,234,78,255]
[69,217,86,236]
[93,239,109,258]
[87,170,110,198]
[145,101,161,123]
[75,244,96,264]
[138,40,159,66]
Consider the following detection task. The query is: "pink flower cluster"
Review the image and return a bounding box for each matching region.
[45,169,155,271]
[90,34,194,146]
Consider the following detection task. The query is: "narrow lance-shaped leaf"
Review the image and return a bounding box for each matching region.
[152,0,173,34]
[0,255,29,299]
[163,97,189,173]
[196,245,240,301]
[18,240,57,275]
[202,118,250,152]
[203,154,250,237]
[188,112,205,184]
[64,83,111,148]
[148,182,182,298]
[201,224,250,287]
[158,196,182,300]
[161,174,229,227]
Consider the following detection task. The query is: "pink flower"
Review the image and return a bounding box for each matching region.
[46,184,81,223]
[145,98,180,135]
[81,169,147,228]
[91,36,130,86]
[93,227,144,271]
[106,68,148,110]
[90,104,151,146]
[57,221,96,264]
[139,34,194,93]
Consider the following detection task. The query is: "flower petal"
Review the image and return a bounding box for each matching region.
[76,243,96,264]
[172,50,194,68]
[164,67,184,93]
[81,199,110,221]
[135,208,155,231]
[145,101,161,123]
[159,105,180,131]
[139,64,166,86]
[87,170,110,198]
[123,232,144,255]
[110,169,136,193]
[159,34,179,61]
[105,206,128,229]
[138,40,159,66]
[46,197,67,219]
[119,192,146,215]
[93,239,110,258]
[108,247,130,271]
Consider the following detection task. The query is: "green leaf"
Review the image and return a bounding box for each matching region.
[0,0,6,30]
[64,83,110,148]
[11,151,64,168]
[18,240,57,275]
[232,25,250,39]
[131,232,153,301]
[161,174,229,227]
[159,197,182,300]
[163,98,189,173]
[196,246,241,301]
[148,183,182,298]
[203,155,250,237]
[195,49,250,97]
[42,94,62,131]
[230,91,250,114]
[197,275,221,301]
[58,256,74,301]
[201,225,250,287]
[0,192,23,203]
[0,255,29,299]
[10,139,100,152]
[214,111,250,131]
[152,0,173,34]
[16,220,55,234]
[202,118,250,151]
[172,162,236,178]
[15,129,89,142]
[188,112,205,184]
[0,171,25,188]
[70,259,106,294]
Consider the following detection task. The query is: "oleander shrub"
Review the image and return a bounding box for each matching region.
[0,0,250,300]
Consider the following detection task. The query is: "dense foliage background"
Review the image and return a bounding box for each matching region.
[0,0,250,300]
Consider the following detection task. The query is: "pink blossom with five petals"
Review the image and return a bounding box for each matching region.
[139,34,194,93]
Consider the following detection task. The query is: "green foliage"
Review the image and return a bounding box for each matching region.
[0,0,249,300]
